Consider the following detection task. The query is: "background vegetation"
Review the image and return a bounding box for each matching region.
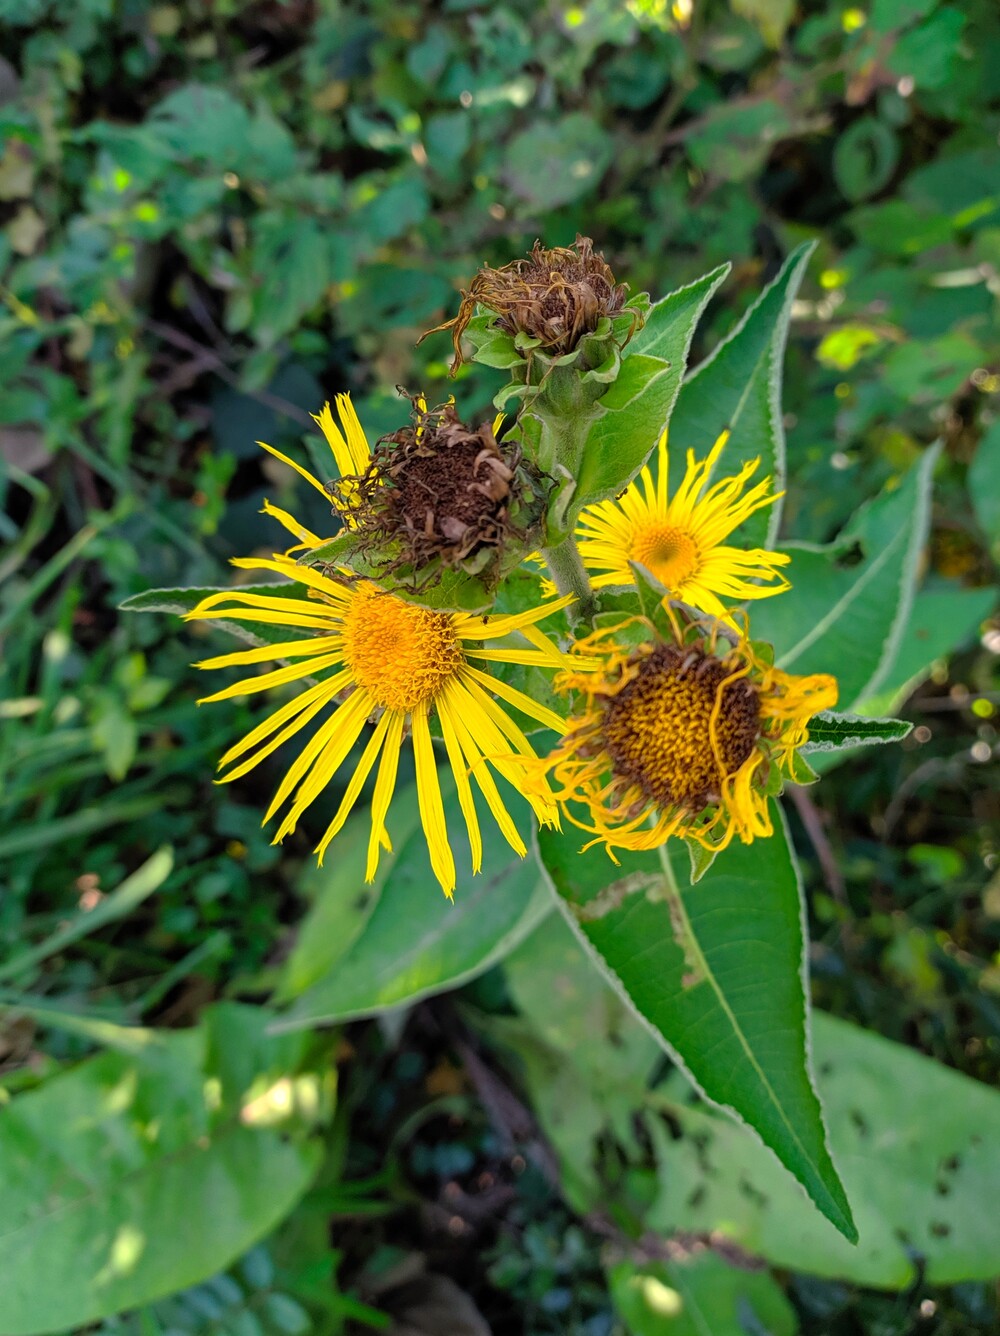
[1,0,999,1332]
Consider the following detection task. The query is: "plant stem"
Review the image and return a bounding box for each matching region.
[541,537,595,622]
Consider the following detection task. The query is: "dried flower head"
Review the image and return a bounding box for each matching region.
[423,235,637,370]
[334,398,538,581]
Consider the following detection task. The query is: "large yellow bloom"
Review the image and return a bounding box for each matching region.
[186,555,571,897]
[256,394,372,553]
[531,607,837,860]
[575,431,791,625]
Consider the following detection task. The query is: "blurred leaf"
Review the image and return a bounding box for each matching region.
[649,1013,1000,1288]
[536,806,856,1242]
[503,114,615,209]
[668,242,814,547]
[887,9,967,91]
[686,100,792,183]
[729,0,795,48]
[274,781,550,1027]
[747,447,939,709]
[969,419,1000,554]
[608,1252,798,1336]
[0,1008,323,1336]
[833,117,899,203]
[573,264,730,513]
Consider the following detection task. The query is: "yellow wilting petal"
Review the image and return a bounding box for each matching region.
[365,711,404,881]
[439,684,527,858]
[267,687,371,831]
[437,685,483,873]
[334,393,372,473]
[257,441,330,499]
[462,664,566,734]
[196,649,343,705]
[315,708,393,863]
[261,498,323,549]
[217,676,347,783]
[411,700,455,897]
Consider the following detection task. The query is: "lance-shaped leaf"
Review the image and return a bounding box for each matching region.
[746,445,939,710]
[536,804,856,1242]
[667,241,816,547]
[801,710,912,752]
[571,264,731,516]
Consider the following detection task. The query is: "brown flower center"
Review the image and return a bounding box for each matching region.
[602,644,760,813]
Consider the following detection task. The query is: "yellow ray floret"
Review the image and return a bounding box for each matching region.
[525,606,837,861]
[256,393,373,551]
[575,430,791,626]
[186,554,572,897]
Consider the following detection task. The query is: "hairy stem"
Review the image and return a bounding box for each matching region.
[541,537,595,623]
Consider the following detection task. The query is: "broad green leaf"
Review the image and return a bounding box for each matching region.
[969,419,1000,556]
[273,781,550,1028]
[649,1012,1000,1288]
[800,711,912,752]
[502,114,615,209]
[667,241,816,547]
[121,584,314,651]
[608,1253,797,1336]
[536,806,856,1241]
[855,583,998,717]
[0,1006,324,1336]
[747,446,939,709]
[574,264,730,513]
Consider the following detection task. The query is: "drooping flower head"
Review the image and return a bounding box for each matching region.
[186,555,571,897]
[423,235,640,371]
[534,607,837,860]
[575,430,791,627]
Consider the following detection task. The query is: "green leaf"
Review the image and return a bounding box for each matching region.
[833,117,900,202]
[573,265,730,514]
[121,583,314,651]
[0,1007,323,1335]
[667,241,815,547]
[649,1012,1000,1287]
[746,446,939,709]
[536,806,856,1242]
[273,781,550,1028]
[969,419,1000,556]
[608,1253,797,1336]
[855,583,999,716]
[502,114,615,209]
[800,710,912,753]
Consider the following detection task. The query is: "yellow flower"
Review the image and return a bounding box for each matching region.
[186,554,571,897]
[257,393,372,552]
[532,607,837,860]
[575,430,791,624]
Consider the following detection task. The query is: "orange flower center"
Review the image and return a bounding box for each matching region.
[341,584,463,712]
[631,522,699,590]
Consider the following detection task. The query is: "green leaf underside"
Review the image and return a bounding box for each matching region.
[273,781,550,1028]
[535,804,856,1242]
[649,1012,1000,1288]
[573,264,731,515]
[0,1007,322,1335]
[121,583,315,651]
[802,710,912,752]
[667,240,816,548]
[747,445,939,710]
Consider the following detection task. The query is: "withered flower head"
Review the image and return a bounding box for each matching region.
[423,235,637,370]
[333,397,536,582]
